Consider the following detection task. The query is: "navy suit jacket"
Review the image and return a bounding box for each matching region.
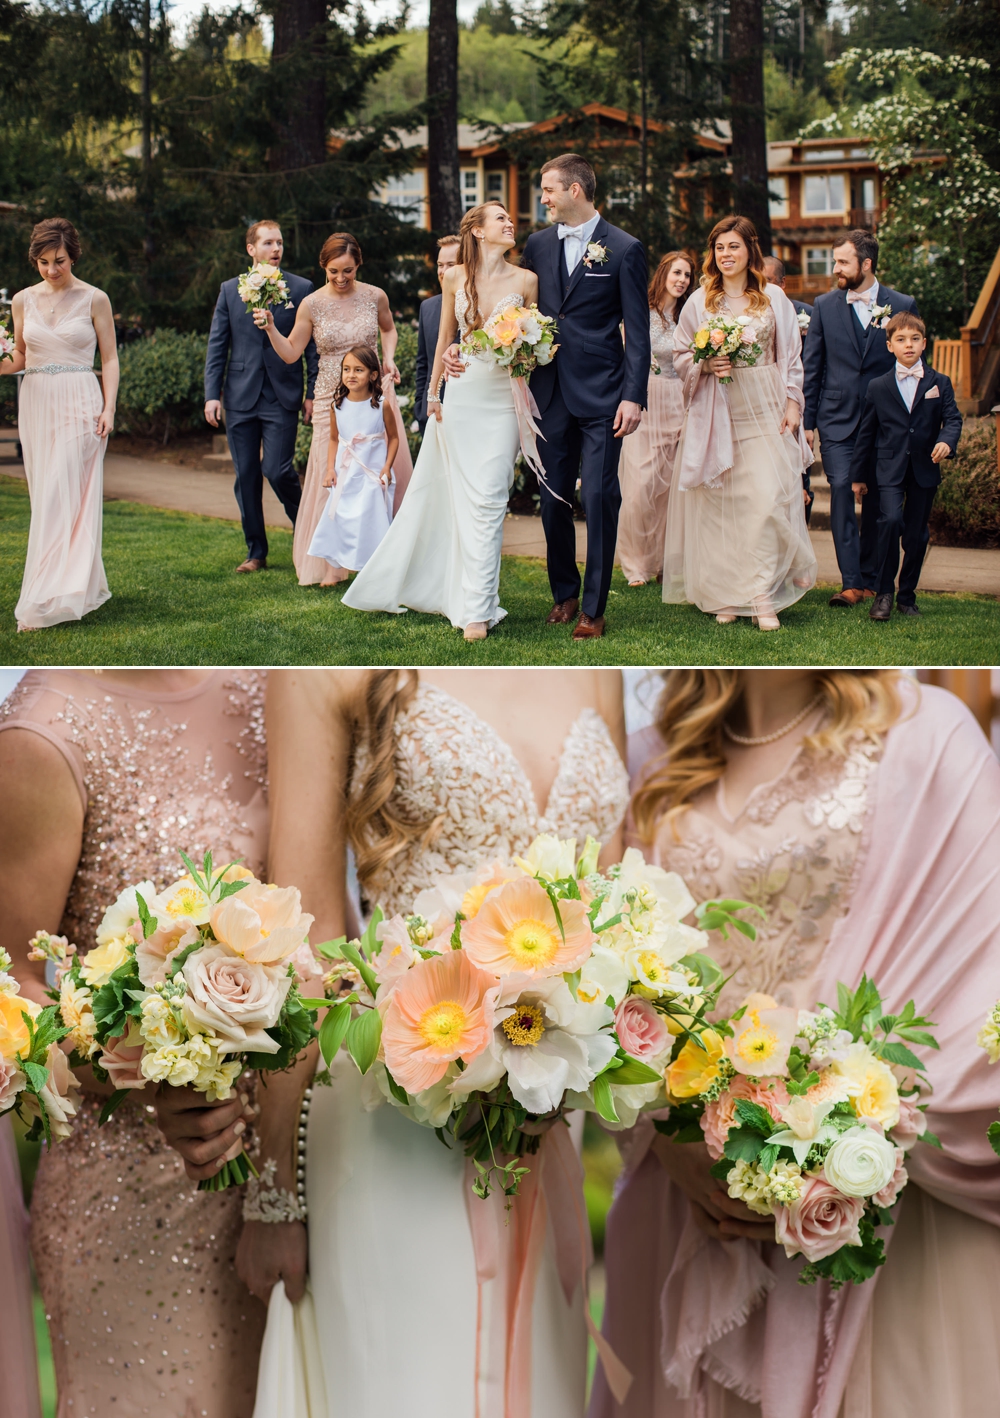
[415,293,442,428]
[205,271,318,415]
[519,218,650,419]
[802,282,918,440]
[849,365,962,490]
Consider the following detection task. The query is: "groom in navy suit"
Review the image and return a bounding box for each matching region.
[802,229,917,606]
[519,154,650,638]
[205,220,318,573]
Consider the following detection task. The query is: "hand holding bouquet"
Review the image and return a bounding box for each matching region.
[305,836,754,1203]
[0,946,78,1142]
[461,302,558,379]
[32,850,318,1189]
[238,262,293,314]
[663,977,940,1286]
[690,314,763,384]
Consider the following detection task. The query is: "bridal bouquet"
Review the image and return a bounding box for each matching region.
[663,978,940,1287]
[690,313,763,384]
[0,946,79,1142]
[238,262,293,312]
[31,850,317,1190]
[976,999,1000,1154]
[460,302,558,379]
[306,836,753,1202]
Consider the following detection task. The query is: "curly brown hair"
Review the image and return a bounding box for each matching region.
[702,215,770,316]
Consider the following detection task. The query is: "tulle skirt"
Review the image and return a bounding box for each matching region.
[662,363,816,617]
[617,373,685,584]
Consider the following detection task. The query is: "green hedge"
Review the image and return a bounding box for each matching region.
[931,416,1000,548]
[116,329,208,442]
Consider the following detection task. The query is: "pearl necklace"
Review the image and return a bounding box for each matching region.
[723,694,823,747]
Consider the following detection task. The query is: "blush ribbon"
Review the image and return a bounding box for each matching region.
[325,431,392,520]
[510,376,570,507]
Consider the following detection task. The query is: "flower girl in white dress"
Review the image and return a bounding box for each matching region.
[307,346,398,576]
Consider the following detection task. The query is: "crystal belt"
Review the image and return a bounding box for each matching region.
[23,363,95,375]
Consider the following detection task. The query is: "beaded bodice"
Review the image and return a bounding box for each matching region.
[310,284,381,400]
[0,671,268,947]
[455,290,526,353]
[352,683,629,916]
[650,308,680,379]
[649,732,883,1013]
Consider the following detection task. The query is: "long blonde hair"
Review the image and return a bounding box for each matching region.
[630,669,905,843]
[702,214,770,316]
[343,670,440,898]
[458,200,508,333]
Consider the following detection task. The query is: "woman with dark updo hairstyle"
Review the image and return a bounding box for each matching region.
[0,217,119,630]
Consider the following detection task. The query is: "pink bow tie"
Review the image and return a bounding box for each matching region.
[846,288,875,306]
[896,362,923,382]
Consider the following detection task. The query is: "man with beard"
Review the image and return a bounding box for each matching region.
[802,230,917,607]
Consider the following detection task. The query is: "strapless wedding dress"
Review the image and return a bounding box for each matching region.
[253,684,630,1418]
[342,292,523,630]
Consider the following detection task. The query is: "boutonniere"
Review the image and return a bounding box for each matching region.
[870,302,892,328]
[796,309,811,332]
[582,242,609,268]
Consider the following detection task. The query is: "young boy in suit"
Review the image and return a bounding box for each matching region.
[849,310,962,620]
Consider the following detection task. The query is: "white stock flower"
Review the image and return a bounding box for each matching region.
[97,881,157,946]
[822,1128,899,1198]
[139,993,184,1050]
[58,977,99,1058]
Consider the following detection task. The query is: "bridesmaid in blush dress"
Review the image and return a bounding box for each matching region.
[0,1116,41,1418]
[253,232,413,586]
[0,669,269,1418]
[616,251,694,586]
[2,218,118,631]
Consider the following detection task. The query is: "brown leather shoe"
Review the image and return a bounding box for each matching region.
[572,613,605,640]
[546,598,579,625]
[828,587,868,607]
[235,557,267,573]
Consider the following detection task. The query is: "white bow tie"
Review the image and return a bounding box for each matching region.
[896,362,924,382]
[557,224,588,240]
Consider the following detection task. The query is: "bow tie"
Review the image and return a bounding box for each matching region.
[846,287,876,306]
[896,362,924,382]
[557,224,589,241]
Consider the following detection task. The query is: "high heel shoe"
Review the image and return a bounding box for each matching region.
[463,621,488,642]
[715,613,736,624]
[752,600,781,630]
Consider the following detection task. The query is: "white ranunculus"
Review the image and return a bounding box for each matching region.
[513,833,578,882]
[180,944,291,1053]
[97,880,157,945]
[822,1127,899,1198]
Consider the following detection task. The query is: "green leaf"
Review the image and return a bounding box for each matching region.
[215,878,249,902]
[611,1057,664,1086]
[168,938,204,977]
[876,1041,925,1071]
[733,1099,776,1136]
[731,919,757,940]
[135,891,157,941]
[722,1126,765,1164]
[680,952,725,994]
[346,1007,382,1075]
[988,1122,1000,1157]
[315,936,348,960]
[99,1089,131,1126]
[318,1001,352,1066]
[338,938,379,999]
[177,850,209,895]
[921,1128,943,1150]
[786,1070,821,1097]
[451,914,465,950]
[709,1157,733,1181]
[385,1069,409,1106]
[670,1123,708,1144]
[894,1027,939,1050]
[360,906,384,958]
[21,1058,49,1092]
[297,997,332,1010]
[757,1143,779,1174]
[592,1073,620,1123]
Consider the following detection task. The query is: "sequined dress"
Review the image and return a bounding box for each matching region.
[0,670,269,1418]
[15,283,111,630]
[617,307,686,584]
[284,683,630,1418]
[293,284,413,585]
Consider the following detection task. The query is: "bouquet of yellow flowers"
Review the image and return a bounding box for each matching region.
[461,302,558,380]
[690,313,763,384]
[238,262,293,312]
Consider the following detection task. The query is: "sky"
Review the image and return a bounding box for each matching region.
[167,0,483,37]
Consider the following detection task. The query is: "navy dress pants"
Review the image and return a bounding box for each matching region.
[875,465,937,605]
[537,380,623,620]
[820,435,879,591]
[226,388,301,562]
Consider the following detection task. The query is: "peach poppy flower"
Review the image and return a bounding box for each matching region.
[381,950,500,1094]
[460,877,594,979]
[210,882,314,964]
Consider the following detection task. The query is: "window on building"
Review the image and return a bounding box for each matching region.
[533,187,547,223]
[768,176,789,220]
[485,171,506,205]
[461,168,480,212]
[805,247,834,276]
[805,148,845,162]
[803,173,846,214]
[379,172,426,225]
[860,177,876,211]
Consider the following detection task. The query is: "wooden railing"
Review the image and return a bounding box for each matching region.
[932,245,1000,413]
[784,274,836,302]
[932,337,963,386]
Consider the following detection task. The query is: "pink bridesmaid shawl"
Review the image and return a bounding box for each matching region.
[591,683,1000,1418]
[0,1117,42,1418]
[673,283,814,491]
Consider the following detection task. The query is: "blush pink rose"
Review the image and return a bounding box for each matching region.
[701,1075,790,1160]
[181,944,291,1053]
[99,1026,147,1090]
[614,997,669,1061]
[709,327,726,348]
[0,1055,25,1109]
[872,1146,908,1208]
[774,1175,865,1262]
[892,1095,927,1152]
[289,941,324,992]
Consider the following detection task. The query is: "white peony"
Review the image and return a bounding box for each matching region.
[822,1127,899,1198]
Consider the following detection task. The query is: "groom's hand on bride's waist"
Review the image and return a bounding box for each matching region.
[613,401,643,438]
[442,343,464,379]
[153,1082,255,1181]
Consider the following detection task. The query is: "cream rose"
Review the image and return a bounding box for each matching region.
[513,834,577,882]
[822,1127,899,1198]
[872,1145,908,1208]
[181,944,291,1052]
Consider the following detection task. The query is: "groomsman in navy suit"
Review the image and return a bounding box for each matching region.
[204,220,318,573]
[802,230,917,606]
[849,311,962,620]
[414,234,460,437]
[518,154,650,639]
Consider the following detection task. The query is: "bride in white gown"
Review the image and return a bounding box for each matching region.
[343,203,536,641]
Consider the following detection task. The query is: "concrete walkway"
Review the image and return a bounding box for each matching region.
[3,434,998,596]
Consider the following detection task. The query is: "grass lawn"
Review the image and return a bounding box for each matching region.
[2,476,997,666]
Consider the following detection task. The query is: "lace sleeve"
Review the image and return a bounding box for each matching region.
[540,709,630,846]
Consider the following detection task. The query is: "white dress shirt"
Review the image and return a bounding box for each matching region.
[895,360,924,412]
[557,211,601,276]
